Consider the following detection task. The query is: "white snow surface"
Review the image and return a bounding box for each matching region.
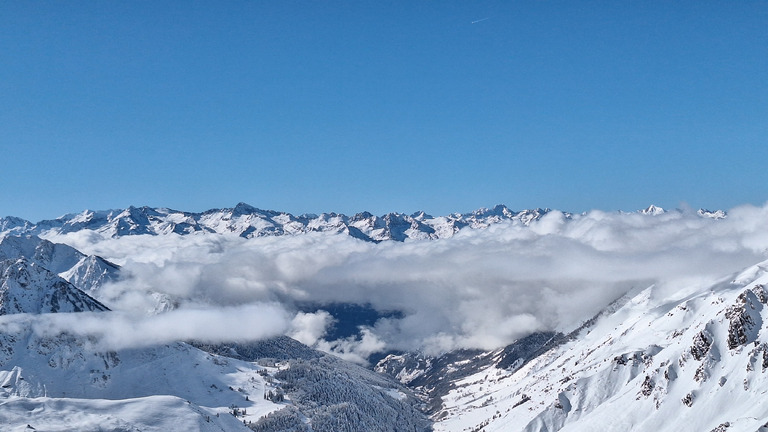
[0,258,108,315]
[433,261,768,432]
[0,395,258,432]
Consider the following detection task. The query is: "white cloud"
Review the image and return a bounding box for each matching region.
[315,328,387,365]
[288,310,334,346]
[43,203,768,356]
[1,303,290,351]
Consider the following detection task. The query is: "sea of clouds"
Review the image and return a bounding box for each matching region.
[31,203,768,362]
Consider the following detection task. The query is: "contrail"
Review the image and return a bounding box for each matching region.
[471,17,489,24]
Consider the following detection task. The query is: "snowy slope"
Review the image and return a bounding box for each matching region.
[376,332,563,414]
[424,261,768,432]
[0,395,255,432]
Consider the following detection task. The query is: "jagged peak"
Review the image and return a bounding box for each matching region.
[640,204,666,215]
[0,257,109,315]
[698,208,727,219]
[113,206,151,222]
[232,202,259,215]
[383,212,409,221]
[0,234,44,256]
[0,215,30,224]
[0,216,33,231]
[119,205,161,216]
[410,211,433,220]
[488,204,512,216]
[0,234,83,266]
[1,203,735,243]
[352,211,375,220]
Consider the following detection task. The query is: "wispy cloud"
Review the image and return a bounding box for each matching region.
[1,303,289,351]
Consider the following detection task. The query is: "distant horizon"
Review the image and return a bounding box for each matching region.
[2,200,757,224]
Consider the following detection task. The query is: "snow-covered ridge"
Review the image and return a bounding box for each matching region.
[1,203,725,241]
[420,262,768,432]
[0,235,119,295]
[0,258,109,315]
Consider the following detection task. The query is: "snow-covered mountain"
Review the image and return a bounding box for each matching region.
[2,203,548,242]
[0,235,119,295]
[0,258,109,316]
[0,257,272,430]
[374,260,768,431]
[376,332,563,414]
[0,246,430,431]
[1,203,724,242]
[0,216,32,235]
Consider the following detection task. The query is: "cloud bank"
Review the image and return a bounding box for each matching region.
[0,303,289,352]
[44,203,768,358]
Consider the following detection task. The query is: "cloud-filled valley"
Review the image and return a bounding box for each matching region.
[21,203,765,361]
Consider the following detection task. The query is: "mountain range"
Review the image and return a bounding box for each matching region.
[1,203,726,242]
[2,203,765,432]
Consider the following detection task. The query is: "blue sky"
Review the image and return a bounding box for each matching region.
[2,1,766,221]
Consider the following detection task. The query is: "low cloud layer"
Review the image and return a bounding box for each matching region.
[0,303,289,352]
[44,203,768,358]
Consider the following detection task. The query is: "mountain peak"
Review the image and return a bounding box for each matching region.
[232,202,259,215]
[0,258,109,315]
[0,216,33,233]
[410,211,433,220]
[698,208,727,219]
[640,204,666,215]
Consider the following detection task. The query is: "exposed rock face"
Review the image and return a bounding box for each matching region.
[690,331,712,361]
[725,290,763,350]
[752,284,768,303]
[640,375,655,397]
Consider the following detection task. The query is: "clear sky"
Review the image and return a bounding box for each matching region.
[1,1,766,222]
